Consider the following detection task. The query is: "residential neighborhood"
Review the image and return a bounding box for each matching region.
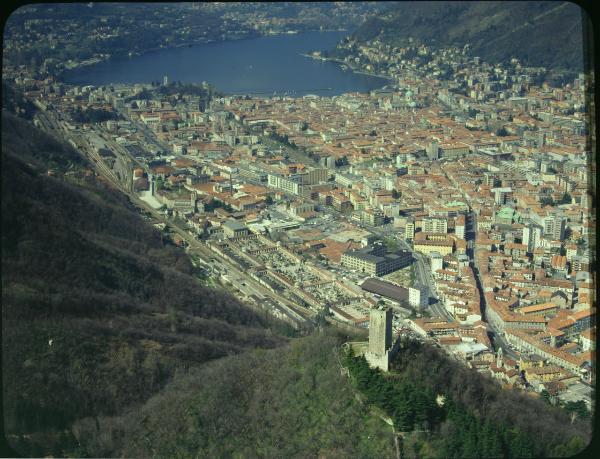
[3,19,594,412]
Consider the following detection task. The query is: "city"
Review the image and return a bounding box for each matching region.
[2,2,595,458]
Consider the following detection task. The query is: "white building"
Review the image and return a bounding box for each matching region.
[423,216,448,233]
[523,223,543,252]
[409,285,428,309]
[267,174,307,196]
[430,251,444,273]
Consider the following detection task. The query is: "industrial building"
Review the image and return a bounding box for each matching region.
[223,219,250,238]
[360,278,409,303]
[413,235,454,255]
[341,243,412,276]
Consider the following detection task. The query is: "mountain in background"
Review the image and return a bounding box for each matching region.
[3,2,388,71]
[351,1,588,72]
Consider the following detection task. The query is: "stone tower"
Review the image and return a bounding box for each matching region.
[368,306,393,356]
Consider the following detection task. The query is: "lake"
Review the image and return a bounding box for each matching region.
[62,31,388,97]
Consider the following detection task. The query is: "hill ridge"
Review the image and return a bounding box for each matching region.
[350,1,587,72]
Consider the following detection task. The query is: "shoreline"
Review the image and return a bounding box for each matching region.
[59,32,391,97]
[299,53,395,83]
[59,34,260,76]
[59,29,349,79]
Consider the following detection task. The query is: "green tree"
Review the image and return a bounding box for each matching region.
[394,398,415,432]
[551,436,587,457]
[508,429,534,458]
[563,400,590,420]
[558,192,572,205]
[383,237,400,252]
[314,306,330,327]
[540,389,552,405]
[335,156,349,167]
[482,420,504,458]
[461,420,479,458]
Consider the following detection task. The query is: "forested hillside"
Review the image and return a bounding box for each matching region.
[343,338,592,458]
[67,332,397,458]
[1,113,398,458]
[1,112,290,457]
[351,1,587,72]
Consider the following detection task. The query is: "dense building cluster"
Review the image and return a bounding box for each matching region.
[3,23,594,411]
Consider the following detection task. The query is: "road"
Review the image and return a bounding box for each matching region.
[36,105,489,334]
[114,105,168,155]
[35,107,315,328]
[434,165,515,352]
[152,219,315,326]
[261,135,318,167]
[307,198,452,319]
[466,209,520,360]
[352,219,453,320]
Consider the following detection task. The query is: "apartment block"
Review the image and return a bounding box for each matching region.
[341,244,412,277]
[423,216,448,233]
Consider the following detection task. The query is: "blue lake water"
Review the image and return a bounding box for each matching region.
[62,31,388,96]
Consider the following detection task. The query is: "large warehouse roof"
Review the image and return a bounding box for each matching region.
[361,278,408,303]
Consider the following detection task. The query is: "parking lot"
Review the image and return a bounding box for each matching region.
[559,381,593,409]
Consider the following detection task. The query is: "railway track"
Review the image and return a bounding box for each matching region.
[36,109,317,326]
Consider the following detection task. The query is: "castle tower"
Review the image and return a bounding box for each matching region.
[496,346,503,368]
[368,306,393,356]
